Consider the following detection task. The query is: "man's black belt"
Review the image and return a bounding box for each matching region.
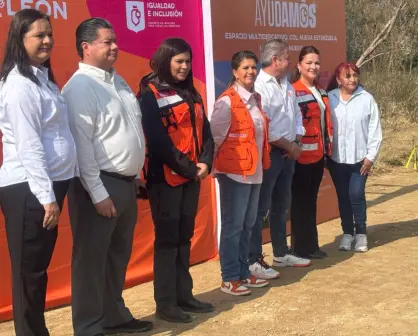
[100,170,136,182]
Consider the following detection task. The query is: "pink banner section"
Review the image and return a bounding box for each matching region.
[87,0,206,81]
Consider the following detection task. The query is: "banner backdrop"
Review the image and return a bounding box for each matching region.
[211,0,347,95]
[0,0,217,321]
[210,0,345,235]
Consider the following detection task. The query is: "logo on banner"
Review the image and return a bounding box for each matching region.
[126,1,145,32]
[255,0,317,28]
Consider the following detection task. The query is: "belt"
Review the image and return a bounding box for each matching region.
[100,170,136,182]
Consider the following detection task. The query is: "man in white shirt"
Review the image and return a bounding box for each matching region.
[248,39,312,280]
[62,18,152,336]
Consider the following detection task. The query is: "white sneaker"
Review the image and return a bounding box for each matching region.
[249,257,280,280]
[241,275,269,288]
[272,254,312,267]
[354,234,368,252]
[339,234,355,251]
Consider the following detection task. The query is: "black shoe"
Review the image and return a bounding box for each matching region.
[178,298,215,313]
[309,250,328,259]
[103,318,153,334]
[156,305,194,323]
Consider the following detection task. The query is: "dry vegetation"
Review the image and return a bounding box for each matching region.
[346,0,418,172]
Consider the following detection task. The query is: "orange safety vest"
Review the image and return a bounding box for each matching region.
[214,86,270,176]
[145,83,204,186]
[292,79,333,165]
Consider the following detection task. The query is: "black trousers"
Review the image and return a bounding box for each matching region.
[68,175,137,336]
[290,157,324,256]
[147,180,200,308]
[0,180,70,336]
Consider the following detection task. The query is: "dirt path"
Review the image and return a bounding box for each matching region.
[1,168,418,336]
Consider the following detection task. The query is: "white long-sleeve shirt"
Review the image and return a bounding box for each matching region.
[211,83,265,184]
[0,66,77,204]
[328,87,382,164]
[62,63,145,204]
[255,69,304,142]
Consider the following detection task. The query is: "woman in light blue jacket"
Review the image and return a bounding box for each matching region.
[326,62,382,253]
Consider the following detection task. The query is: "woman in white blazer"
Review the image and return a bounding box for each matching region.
[327,62,382,253]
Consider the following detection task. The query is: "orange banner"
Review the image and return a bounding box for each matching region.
[0,0,217,322]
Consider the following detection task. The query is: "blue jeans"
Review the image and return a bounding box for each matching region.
[249,147,295,263]
[327,159,368,235]
[217,174,261,282]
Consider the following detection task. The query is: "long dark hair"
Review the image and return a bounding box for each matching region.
[327,62,360,92]
[229,50,258,87]
[149,38,201,103]
[0,8,55,85]
[290,45,320,84]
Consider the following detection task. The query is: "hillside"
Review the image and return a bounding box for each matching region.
[346,0,418,171]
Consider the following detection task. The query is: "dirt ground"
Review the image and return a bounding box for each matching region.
[1,167,418,336]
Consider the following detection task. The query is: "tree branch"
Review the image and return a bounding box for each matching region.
[358,52,391,67]
[356,1,407,67]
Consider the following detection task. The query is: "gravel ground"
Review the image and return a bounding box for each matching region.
[1,168,418,336]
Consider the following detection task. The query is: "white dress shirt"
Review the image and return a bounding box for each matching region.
[255,69,304,142]
[328,87,382,164]
[211,83,265,184]
[0,66,77,204]
[62,63,145,204]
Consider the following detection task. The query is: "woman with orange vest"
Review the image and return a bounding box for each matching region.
[290,46,333,259]
[138,38,214,323]
[211,51,272,296]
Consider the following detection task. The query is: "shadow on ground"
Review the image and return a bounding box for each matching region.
[130,218,418,336]
[367,183,418,208]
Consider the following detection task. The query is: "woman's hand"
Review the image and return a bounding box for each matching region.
[196,163,209,180]
[43,202,60,230]
[360,158,373,175]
